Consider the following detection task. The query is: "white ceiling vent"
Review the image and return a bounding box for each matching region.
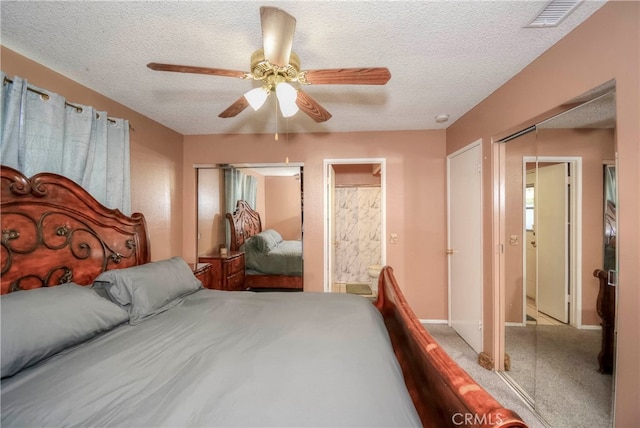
[525,0,583,28]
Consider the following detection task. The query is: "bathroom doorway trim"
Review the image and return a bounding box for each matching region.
[323,158,387,293]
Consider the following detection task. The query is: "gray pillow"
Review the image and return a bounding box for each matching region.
[263,229,284,244]
[249,230,279,254]
[94,257,202,325]
[0,283,129,378]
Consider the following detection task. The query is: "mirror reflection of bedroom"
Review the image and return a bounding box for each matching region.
[498,83,616,427]
[196,164,304,291]
[327,162,384,300]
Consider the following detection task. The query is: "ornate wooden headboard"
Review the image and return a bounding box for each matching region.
[225,200,262,252]
[1,165,150,294]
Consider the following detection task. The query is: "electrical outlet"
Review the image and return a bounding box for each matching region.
[390,233,398,244]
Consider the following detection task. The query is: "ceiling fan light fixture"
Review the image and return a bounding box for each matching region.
[276,82,299,117]
[244,86,270,110]
[148,6,390,123]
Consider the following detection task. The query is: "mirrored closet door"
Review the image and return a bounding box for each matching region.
[196,163,303,274]
[498,84,617,427]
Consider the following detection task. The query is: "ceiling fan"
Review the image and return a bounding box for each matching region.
[147,6,391,123]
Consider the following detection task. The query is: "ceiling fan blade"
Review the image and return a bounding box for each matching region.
[260,6,296,67]
[301,68,391,85]
[296,90,332,123]
[218,96,250,118]
[147,63,247,79]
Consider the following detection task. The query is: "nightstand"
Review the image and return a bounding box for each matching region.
[198,251,246,291]
[189,262,212,289]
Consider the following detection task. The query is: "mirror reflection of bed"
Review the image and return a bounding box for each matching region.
[196,164,303,291]
[226,200,303,291]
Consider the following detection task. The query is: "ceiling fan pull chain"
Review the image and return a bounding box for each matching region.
[274,100,279,141]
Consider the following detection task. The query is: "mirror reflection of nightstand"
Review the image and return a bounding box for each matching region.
[198,251,246,291]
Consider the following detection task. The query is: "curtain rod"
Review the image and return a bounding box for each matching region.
[3,76,134,131]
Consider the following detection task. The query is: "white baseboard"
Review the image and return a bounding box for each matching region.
[420,319,448,325]
[579,324,602,330]
[418,320,602,330]
[506,322,602,330]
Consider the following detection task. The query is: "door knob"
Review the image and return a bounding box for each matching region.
[446,249,458,255]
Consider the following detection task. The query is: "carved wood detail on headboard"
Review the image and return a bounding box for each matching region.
[1,166,150,294]
[225,200,262,252]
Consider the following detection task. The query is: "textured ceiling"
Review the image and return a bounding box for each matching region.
[0,1,606,135]
[540,86,616,129]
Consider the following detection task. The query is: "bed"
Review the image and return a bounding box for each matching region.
[0,165,528,428]
[226,199,303,290]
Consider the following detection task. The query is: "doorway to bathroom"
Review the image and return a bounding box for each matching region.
[324,159,386,298]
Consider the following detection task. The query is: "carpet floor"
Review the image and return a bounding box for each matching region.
[505,324,613,427]
[424,324,545,428]
[425,323,614,428]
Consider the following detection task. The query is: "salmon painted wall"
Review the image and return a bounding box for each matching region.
[446,3,639,425]
[1,46,184,261]
[197,168,225,255]
[182,131,447,319]
[264,176,302,241]
[333,163,382,186]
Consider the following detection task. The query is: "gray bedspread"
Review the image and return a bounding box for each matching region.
[244,240,303,275]
[1,290,421,427]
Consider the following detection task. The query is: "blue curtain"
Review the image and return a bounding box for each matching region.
[1,72,131,214]
[224,168,257,246]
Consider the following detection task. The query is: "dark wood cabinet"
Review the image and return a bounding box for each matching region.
[189,263,212,289]
[198,251,246,291]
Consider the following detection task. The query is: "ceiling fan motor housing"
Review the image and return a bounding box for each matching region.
[250,48,300,82]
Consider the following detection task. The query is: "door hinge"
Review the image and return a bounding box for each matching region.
[477,162,482,173]
[478,320,482,330]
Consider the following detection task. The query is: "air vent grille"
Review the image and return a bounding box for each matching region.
[525,0,583,28]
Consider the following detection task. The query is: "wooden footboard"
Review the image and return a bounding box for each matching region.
[375,267,528,428]
[246,273,303,290]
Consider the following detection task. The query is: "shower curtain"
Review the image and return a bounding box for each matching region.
[334,186,381,283]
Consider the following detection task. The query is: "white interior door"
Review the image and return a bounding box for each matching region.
[327,164,336,291]
[448,142,483,353]
[536,163,569,323]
